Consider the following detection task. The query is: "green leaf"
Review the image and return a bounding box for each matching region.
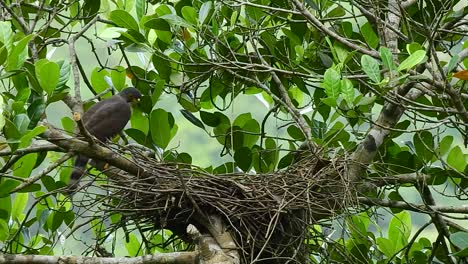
[356,96,376,106]
[0,44,7,66]
[451,232,468,257]
[27,99,45,128]
[0,219,8,241]
[287,125,305,141]
[181,6,197,25]
[199,1,212,24]
[14,114,30,135]
[360,22,378,49]
[0,180,19,197]
[406,42,423,54]
[341,79,354,105]
[57,61,71,88]
[130,108,149,135]
[379,47,396,71]
[397,50,427,72]
[150,108,172,149]
[82,0,100,23]
[99,27,127,39]
[200,111,222,127]
[7,34,33,71]
[111,66,126,91]
[388,211,411,250]
[179,93,200,112]
[376,237,394,257]
[0,96,5,131]
[19,125,46,149]
[322,68,341,99]
[144,18,171,31]
[135,0,146,21]
[109,10,139,32]
[35,59,60,96]
[413,131,434,163]
[61,116,75,134]
[152,54,171,81]
[91,67,110,96]
[160,14,193,29]
[181,109,205,130]
[11,193,28,221]
[0,21,13,53]
[233,113,260,148]
[437,135,453,157]
[125,234,141,256]
[447,146,466,172]
[361,55,381,83]
[234,147,252,172]
[13,153,37,178]
[447,55,459,74]
[151,79,165,104]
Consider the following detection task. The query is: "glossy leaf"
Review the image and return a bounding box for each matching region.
[91,68,110,97]
[361,55,381,83]
[35,59,60,96]
[6,34,33,71]
[234,147,252,172]
[150,108,172,149]
[379,47,396,71]
[447,146,466,172]
[199,1,212,24]
[125,234,141,256]
[322,68,341,99]
[111,66,126,91]
[360,22,378,49]
[181,6,197,25]
[397,50,426,72]
[110,10,139,32]
[11,193,28,221]
[341,78,354,105]
[0,21,13,53]
[13,153,37,178]
[181,109,205,130]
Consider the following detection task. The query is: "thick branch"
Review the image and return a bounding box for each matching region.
[359,197,468,214]
[0,252,196,264]
[42,127,145,178]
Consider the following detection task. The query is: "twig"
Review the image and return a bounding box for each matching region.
[291,0,379,58]
[10,153,73,193]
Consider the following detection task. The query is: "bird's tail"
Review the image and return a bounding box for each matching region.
[67,154,89,192]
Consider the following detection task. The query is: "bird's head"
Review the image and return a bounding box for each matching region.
[119,87,142,103]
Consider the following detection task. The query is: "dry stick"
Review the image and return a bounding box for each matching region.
[291,0,379,58]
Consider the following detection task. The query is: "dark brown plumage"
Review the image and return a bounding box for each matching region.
[67,87,141,191]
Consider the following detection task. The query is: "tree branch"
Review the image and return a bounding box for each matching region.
[0,252,197,264]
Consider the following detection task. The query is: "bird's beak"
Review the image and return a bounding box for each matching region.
[132,98,140,104]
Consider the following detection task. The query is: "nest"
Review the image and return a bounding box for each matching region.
[82,149,356,263]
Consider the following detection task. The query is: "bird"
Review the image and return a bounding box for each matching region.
[67,87,142,192]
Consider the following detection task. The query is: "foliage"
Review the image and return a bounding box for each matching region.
[0,0,467,263]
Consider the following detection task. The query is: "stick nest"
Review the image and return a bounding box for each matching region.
[87,149,356,263]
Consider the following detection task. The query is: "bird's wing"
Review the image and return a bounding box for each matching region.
[82,96,131,141]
